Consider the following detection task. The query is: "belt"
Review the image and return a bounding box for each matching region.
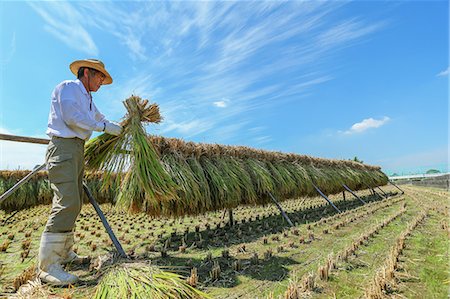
[52,136,85,145]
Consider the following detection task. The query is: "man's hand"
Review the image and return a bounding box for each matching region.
[104,122,122,136]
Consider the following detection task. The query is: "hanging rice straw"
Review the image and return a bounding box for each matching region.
[85,95,177,213]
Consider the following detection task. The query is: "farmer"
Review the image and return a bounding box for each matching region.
[38,59,122,285]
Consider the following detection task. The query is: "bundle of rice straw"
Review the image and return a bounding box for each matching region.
[85,95,177,213]
[93,263,210,299]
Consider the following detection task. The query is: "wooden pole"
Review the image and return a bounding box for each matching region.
[0,133,50,145]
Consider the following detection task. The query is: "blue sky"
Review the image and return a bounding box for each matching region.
[0,1,448,175]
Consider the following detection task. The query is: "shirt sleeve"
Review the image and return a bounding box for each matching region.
[93,103,108,123]
[59,83,104,132]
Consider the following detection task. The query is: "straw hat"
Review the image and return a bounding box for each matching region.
[69,59,113,85]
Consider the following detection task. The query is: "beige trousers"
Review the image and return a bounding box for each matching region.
[44,137,85,233]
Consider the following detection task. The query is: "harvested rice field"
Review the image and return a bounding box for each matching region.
[0,184,448,298]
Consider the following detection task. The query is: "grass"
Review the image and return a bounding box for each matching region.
[395,209,449,298]
[320,206,412,298]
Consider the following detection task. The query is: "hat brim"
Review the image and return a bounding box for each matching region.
[69,60,113,85]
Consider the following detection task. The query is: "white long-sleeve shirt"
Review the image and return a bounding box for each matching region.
[46,79,110,140]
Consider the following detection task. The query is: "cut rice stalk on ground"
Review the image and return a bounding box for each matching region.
[93,262,210,299]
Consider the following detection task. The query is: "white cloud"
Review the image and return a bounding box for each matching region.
[213,101,227,108]
[437,67,449,77]
[213,98,229,108]
[343,116,390,134]
[29,2,98,56]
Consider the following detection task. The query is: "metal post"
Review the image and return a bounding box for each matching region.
[389,181,405,194]
[364,183,380,198]
[342,184,366,204]
[83,183,127,258]
[372,188,382,199]
[268,192,294,227]
[0,163,46,205]
[365,183,374,195]
[377,186,389,198]
[313,185,341,213]
[342,190,346,201]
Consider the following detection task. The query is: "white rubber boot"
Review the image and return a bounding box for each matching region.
[38,232,78,286]
[62,232,90,265]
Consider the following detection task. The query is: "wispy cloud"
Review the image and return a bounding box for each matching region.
[79,2,148,61]
[94,72,158,121]
[29,2,386,145]
[437,67,449,77]
[144,3,385,142]
[160,119,215,138]
[253,135,272,144]
[210,121,250,144]
[342,116,390,134]
[29,2,150,60]
[248,126,265,133]
[315,19,386,49]
[28,2,98,56]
